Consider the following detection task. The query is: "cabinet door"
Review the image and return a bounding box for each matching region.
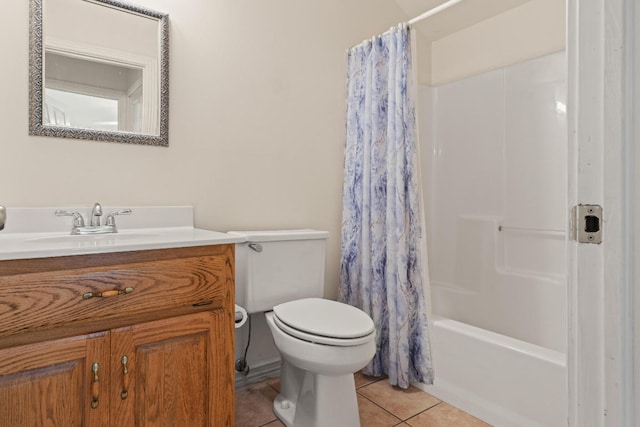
[0,332,110,427]
[111,311,234,427]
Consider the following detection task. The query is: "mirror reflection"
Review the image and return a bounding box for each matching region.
[29,0,169,146]
[45,52,144,132]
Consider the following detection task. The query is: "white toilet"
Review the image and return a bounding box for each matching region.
[231,230,376,427]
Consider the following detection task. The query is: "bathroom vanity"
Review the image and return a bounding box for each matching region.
[0,206,241,426]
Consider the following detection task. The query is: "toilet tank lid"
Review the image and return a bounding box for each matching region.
[227,229,328,242]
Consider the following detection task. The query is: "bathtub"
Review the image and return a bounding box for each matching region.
[415,316,566,427]
[416,51,568,426]
[414,217,567,426]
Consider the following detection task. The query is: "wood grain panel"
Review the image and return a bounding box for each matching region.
[111,311,234,427]
[0,332,110,427]
[0,244,234,347]
[0,244,235,425]
[0,245,234,276]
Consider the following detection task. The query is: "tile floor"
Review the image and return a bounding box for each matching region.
[235,372,491,426]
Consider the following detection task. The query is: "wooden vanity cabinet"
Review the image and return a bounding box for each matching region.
[0,244,235,427]
[0,330,109,426]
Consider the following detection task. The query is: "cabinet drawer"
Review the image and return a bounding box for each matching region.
[0,245,234,345]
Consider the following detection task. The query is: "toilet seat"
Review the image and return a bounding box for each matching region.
[272,298,375,347]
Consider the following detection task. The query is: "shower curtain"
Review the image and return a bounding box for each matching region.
[339,24,433,389]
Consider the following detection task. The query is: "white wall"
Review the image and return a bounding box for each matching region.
[3,0,410,378]
[1,0,408,299]
[46,0,158,58]
[429,0,565,86]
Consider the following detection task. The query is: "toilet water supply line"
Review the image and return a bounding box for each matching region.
[235,314,252,376]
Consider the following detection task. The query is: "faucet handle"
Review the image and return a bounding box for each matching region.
[55,210,86,227]
[105,209,132,227]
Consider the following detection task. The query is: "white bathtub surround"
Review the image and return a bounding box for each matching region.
[418,51,567,426]
[430,216,566,352]
[424,51,567,294]
[341,25,433,389]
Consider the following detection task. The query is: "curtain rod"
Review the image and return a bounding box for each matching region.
[407,0,465,25]
[348,0,464,52]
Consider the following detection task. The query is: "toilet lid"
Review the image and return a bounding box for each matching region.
[272,298,375,341]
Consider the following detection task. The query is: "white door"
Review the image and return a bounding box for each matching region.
[568,0,636,426]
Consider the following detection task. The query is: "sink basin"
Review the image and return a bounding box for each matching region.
[26,233,159,244]
[0,206,247,261]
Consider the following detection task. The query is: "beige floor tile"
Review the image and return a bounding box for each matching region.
[355,371,384,388]
[267,377,281,392]
[235,382,279,427]
[358,380,441,420]
[357,394,402,426]
[406,403,492,427]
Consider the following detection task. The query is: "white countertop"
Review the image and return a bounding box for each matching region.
[0,206,245,261]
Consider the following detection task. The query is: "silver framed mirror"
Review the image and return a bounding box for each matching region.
[29,0,169,146]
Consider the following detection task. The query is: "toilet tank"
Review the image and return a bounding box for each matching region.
[230,230,329,314]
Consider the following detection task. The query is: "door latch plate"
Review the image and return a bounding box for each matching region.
[575,204,602,244]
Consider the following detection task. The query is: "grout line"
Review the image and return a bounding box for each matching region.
[245,377,450,426]
[240,377,486,427]
[355,375,387,389]
[356,390,403,423]
[356,381,442,422]
[356,377,491,425]
[402,401,444,422]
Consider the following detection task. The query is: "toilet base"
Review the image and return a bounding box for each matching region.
[273,360,361,427]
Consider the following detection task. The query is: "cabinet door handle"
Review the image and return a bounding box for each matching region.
[91,362,100,409]
[83,287,134,300]
[120,355,129,400]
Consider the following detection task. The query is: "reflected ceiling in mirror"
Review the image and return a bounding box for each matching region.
[29,0,169,146]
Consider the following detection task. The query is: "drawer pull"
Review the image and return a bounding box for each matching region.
[192,300,213,307]
[120,355,129,400]
[90,362,100,409]
[83,287,134,300]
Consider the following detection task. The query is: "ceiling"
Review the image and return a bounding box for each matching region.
[392,0,532,41]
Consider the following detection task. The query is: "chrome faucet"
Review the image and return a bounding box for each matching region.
[54,210,85,230]
[104,209,132,229]
[55,203,131,235]
[90,202,103,227]
[0,206,5,231]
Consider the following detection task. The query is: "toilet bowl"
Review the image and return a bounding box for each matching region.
[265,298,376,427]
[230,230,377,427]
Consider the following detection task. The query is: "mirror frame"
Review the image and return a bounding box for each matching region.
[29,0,169,146]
